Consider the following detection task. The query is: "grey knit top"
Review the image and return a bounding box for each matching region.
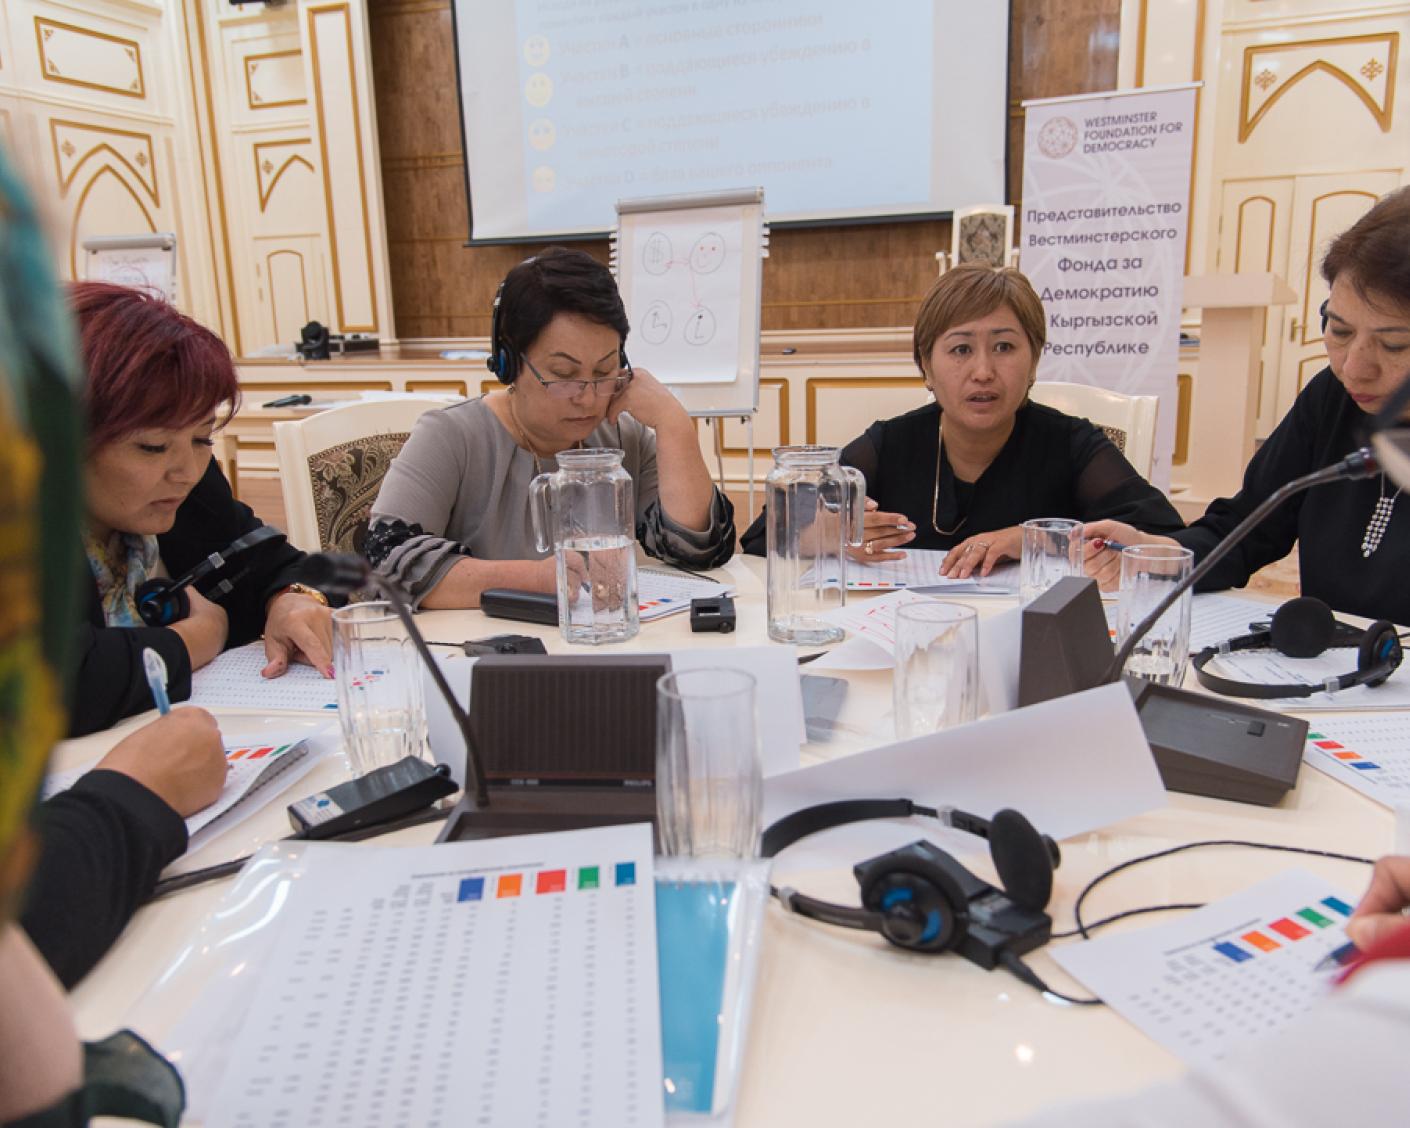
[366,396,735,604]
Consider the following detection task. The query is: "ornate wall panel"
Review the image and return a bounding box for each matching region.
[34,16,145,100]
[307,1,379,333]
[244,48,306,110]
[1240,32,1397,142]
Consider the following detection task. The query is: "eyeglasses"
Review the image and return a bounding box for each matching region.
[521,354,633,399]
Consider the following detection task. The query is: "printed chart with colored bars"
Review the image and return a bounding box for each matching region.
[205,824,662,1128]
[1302,713,1410,808]
[1054,869,1354,1067]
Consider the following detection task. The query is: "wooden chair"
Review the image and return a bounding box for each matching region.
[1028,381,1160,478]
[273,398,450,553]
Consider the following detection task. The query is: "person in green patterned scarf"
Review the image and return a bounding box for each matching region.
[0,148,209,1126]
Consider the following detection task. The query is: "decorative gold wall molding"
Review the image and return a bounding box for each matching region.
[308,2,379,333]
[265,249,310,342]
[51,119,158,205]
[252,138,314,211]
[68,166,157,278]
[721,377,788,456]
[1175,372,1191,466]
[1300,189,1377,345]
[187,0,243,355]
[380,152,462,171]
[805,376,921,445]
[406,379,470,396]
[1239,33,1398,142]
[1233,194,1276,272]
[35,17,145,100]
[244,49,306,110]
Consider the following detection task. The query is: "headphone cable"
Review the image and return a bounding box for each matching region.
[1068,839,1375,941]
[998,950,1101,1006]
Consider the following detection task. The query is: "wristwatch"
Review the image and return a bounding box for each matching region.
[276,581,330,606]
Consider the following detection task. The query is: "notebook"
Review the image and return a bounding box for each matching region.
[639,566,735,622]
[44,731,317,847]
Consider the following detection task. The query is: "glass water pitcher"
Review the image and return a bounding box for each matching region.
[530,448,639,645]
[765,445,866,644]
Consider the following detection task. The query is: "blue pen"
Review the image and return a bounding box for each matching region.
[1086,536,1129,553]
[143,647,171,716]
[1314,940,1359,973]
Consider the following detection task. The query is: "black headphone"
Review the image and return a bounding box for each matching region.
[486,258,630,386]
[1192,596,1403,700]
[136,526,283,627]
[762,799,1060,954]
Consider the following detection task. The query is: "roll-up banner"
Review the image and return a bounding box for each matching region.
[1021,83,1199,489]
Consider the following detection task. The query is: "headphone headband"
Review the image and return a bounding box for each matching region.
[1192,598,1402,700]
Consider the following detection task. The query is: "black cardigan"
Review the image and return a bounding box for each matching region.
[741,400,1185,554]
[20,770,187,988]
[1177,367,1410,624]
[71,458,307,736]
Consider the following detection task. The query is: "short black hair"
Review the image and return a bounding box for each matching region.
[1322,186,1410,309]
[497,247,629,370]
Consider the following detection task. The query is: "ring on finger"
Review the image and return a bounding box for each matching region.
[864,541,875,555]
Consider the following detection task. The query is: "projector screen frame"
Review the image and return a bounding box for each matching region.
[448,1,1015,248]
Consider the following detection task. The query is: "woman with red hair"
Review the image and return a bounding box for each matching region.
[71,282,333,736]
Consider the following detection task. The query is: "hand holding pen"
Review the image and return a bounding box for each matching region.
[1345,856,1410,951]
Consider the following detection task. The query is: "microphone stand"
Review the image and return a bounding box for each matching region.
[1104,447,1380,684]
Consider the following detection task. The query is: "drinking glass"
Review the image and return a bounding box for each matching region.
[656,668,761,858]
[1020,518,1083,605]
[332,601,428,776]
[892,601,979,739]
[1117,544,1195,686]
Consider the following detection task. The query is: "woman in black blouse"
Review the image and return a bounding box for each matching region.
[740,265,1184,577]
[1086,187,1410,623]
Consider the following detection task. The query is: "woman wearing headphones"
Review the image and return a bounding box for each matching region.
[367,247,735,607]
[72,283,334,737]
[1085,187,1410,624]
[739,264,1184,572]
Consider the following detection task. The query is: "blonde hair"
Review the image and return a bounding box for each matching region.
[912,264,1046,379]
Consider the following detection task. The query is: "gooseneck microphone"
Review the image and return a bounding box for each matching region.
[298,553,491,810]
[1103,446,1380,684]
[1370,377,1410,490]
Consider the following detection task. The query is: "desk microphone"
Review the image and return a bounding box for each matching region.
[1104,446,1381,684]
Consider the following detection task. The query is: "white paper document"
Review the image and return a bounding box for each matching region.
[846,550,1018,593]
[203,825,663,1128]
[638,566,734,621]
[1105,592,1279,649]
[763,682,1165,868]
[189,642,339,712]
[1053,869,1355,1068]
[1303,714,1410,808]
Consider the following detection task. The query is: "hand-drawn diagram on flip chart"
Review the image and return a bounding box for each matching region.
[632,222,739,381]
[616,189,766,416]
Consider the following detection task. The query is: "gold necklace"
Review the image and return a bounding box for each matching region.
[931,419,967,536]
[506,388,582,474]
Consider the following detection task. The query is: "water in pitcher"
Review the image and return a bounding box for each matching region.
[559,534,639,645]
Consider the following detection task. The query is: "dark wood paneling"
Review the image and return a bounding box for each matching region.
[368,0,1119,335]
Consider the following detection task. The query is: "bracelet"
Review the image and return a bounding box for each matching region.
[273,582,330,606]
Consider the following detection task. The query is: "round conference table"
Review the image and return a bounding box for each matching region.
[59,554,1391,1126]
